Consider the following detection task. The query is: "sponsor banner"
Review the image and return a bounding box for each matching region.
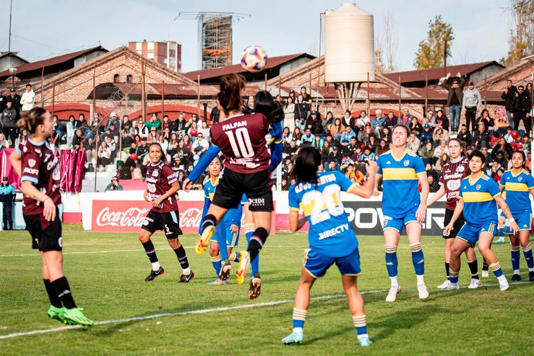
[91,200,204,233]
[276,200,447,236]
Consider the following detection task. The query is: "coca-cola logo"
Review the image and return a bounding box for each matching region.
[96,207,150,227]
[180,208,202,228]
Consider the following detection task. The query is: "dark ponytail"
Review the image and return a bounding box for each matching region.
[17,107,47,134]
[291,146,321,185]
[218,74,245,115]
[254,90,284,123]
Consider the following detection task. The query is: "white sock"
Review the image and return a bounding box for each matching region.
[357,334,369,340]
[416,274,425,285]
[151,262,161,271]
[293,327,303,333]
[513,269,520,275]
[529,267,534,272]
[389,276,398,288]
[183,267,191,275]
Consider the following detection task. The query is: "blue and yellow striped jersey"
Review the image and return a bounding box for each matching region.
[376,150,425,218]
[288,171,358,258]
[203,178,219,202]
[499,169,534,214]
[459,173,500,225]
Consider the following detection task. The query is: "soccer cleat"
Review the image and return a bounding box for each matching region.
[236,251,250,285]
[249,273,261,299]
[145,266,165,282]
[529,271,534,282]
[179,271,195,283]
[219,259,232,281]
[493,236,506,244]
[481,270,489,278]
[208,278,228,286]
[358,336,373,347]
[282,331,303,345]
[499,278,510,291]
[511,274,522,282]
[468,278,481,289]
[417,284,429,300]
[63,307,94,326]
[441,282,459,290]
[195,225,216,255]
[385,285,401,302]
[47,305,66,323]
[437,280,451,290]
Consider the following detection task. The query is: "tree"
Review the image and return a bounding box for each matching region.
[504,0,534,65]
[413,15,455,69]
[375,13,397,73]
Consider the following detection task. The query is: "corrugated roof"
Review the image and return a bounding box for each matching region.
[384,61,504,84]
[185,53,314,81]
[0,46,107,78]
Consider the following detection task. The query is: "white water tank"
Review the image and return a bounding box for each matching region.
[325,2,375,83]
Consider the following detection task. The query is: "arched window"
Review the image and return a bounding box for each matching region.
[126,74,133,83]
[113,74,120,83]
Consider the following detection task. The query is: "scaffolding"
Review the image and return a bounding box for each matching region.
[202,15,232,69]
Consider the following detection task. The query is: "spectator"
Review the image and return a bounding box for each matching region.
[20,83,35,113]
[77,113,90,137]
[340,125,356,147]
[501,79,517,128]
[376,139,389,156]
[360,146,376,161]
[145,113,162,132]
[433,140,449,160]
[294,95,309,130]
[329,118,344,141]
[457,125,471,145]
[97,141,112,169]
[0,176,15,230]
[306,111,323,135]
[420,124,433,144]
[407,131,421,154]
[477,109,495,132]
[423,109,435,127]
[428,174,440,193]
[210,105,220,124]
[283,96,296,132]
[512,85,531,136]
[72,128,84,149]
[408,117,423,136]
[1,100,18,146]
[355,110,370,128]
[372,109,386,135]
[419,141,434,165]
[300,86,312,104]
[192,132,209,162]
[341,110,355,129]
[0,133,8,149]
[433,109,449,132]
[105,176,123,191]
[473,121,491,149]
[398,108,413,126]
[435,152,450,171]
[301,128,314,145]
[384,111,397,129]
[439,72,466,133]
[6,88,21,116]
[463,81,482,132]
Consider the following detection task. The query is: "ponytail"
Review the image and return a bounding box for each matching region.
[17,107,47,134]
[291,146,321,185]
[218,74,245,115]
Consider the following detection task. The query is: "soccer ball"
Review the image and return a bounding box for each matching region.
[240,45,268,72]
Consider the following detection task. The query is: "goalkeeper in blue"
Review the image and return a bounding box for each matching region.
[376,125,429,302]
[444,151,518,291]
[282,146,377,347]
[498,151,534,282]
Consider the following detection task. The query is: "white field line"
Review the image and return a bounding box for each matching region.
[1,282,530,341]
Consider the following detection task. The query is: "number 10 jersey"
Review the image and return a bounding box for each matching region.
[289,171,359,258]
[210,112,271,174]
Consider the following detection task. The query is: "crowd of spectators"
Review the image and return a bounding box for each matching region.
[1,81,532,192]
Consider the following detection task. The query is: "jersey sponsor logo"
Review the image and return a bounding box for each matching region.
[23,167,39,175]
[318,223,350,240]
[446,180,461,191]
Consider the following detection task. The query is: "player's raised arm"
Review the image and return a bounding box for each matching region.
[346,160,378,198]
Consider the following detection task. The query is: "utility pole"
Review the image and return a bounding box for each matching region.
[8,0,13,52]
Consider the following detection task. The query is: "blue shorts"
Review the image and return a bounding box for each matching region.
[303,247,361,278]
[500,211,532,233]
[457,222,497,246]
[383,206,419,233]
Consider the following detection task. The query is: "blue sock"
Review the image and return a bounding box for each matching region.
[385,246,398,277]
[490,262,504,277]
[523,244,534,269]
[217,231,229,261]
[210,255,221,278]
[246,230,260,275]
[448,269,459,283]
[292,308,306,331]
[410,243,425,275]
[499,227,504,237]
[353,315,368,337]
[511,246,520,272]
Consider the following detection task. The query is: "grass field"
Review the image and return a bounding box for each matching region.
[1,224,534,355]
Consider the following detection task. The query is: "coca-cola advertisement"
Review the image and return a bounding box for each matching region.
[91,200,203,233]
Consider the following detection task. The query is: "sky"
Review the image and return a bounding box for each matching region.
[1,0,513,73]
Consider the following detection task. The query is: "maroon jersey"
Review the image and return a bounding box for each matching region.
[145,160,178,213]
[19,139,61,215]
[210,112,270,174]
[439,157,468,210]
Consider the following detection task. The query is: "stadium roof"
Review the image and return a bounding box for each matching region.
[0,46,108,79]
[184,53,315,83]
[383,61,504,86]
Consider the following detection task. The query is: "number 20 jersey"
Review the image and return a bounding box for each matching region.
[210,112,270,174]
[289,171,358,258]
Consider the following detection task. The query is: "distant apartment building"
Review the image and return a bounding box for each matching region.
[128,40,182,72]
